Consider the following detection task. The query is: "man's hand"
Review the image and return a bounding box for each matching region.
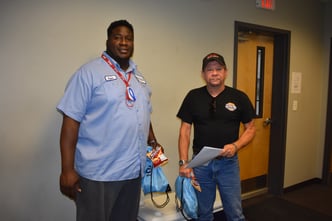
[59,169,81,200]
[220,143,237,158]
[179,165,193,178]
[149,139,164,153]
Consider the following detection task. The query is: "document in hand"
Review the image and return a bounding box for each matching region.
[186,146,221,168]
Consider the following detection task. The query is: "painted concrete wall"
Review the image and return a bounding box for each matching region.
[0,0,331,220]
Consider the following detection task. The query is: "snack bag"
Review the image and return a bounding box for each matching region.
[191,178,202,192]
[146,146,168,167]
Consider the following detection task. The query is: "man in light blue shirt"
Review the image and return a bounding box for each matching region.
[57,20,162,221]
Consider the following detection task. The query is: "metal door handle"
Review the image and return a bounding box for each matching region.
[263,118,272,127]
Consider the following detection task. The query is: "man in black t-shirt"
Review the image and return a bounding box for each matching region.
[177,53,256,221]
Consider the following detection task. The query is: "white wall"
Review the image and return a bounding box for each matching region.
[0,0,330,220]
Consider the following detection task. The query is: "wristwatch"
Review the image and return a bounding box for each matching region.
[179,160,187,166]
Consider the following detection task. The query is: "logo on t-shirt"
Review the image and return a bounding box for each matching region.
[225,102,237,111]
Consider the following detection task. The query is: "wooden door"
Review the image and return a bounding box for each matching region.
[236,33,274,193]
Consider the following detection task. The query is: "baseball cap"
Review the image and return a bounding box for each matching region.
[202,53,226,70]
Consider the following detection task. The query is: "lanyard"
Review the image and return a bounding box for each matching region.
[101,54,136,106]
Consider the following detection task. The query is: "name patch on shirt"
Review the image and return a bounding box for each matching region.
[135,74,146,84]
[104,75,117,81]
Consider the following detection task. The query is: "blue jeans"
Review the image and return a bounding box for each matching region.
[193,155,245,221]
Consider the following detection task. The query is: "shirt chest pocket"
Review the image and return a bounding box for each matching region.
[94,80,126,104]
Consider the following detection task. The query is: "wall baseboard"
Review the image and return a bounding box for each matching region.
[283,178,322,193]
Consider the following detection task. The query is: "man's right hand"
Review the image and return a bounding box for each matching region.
[59,170,81,201]
[179,166,193,178]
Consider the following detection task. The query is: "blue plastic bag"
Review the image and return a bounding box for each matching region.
[175,176,198,220]
[142,157,169,194]
[142,147,171,208]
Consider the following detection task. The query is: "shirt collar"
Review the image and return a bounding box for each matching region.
[102,51,136,74]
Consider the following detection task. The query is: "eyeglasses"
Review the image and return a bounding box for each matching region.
[210,97,217,114]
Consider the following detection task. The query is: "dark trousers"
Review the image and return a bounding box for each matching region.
[76,176,141,221]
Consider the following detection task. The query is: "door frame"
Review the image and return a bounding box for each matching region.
[322,37,332,185]
[233,21,291,195]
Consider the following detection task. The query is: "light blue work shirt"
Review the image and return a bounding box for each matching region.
[57,52,152,181]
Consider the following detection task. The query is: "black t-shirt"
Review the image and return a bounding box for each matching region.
[177,86,255,154]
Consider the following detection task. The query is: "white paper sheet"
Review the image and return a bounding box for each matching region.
[186,146,222,168]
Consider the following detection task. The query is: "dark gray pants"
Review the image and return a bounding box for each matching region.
[76,176,141,221]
